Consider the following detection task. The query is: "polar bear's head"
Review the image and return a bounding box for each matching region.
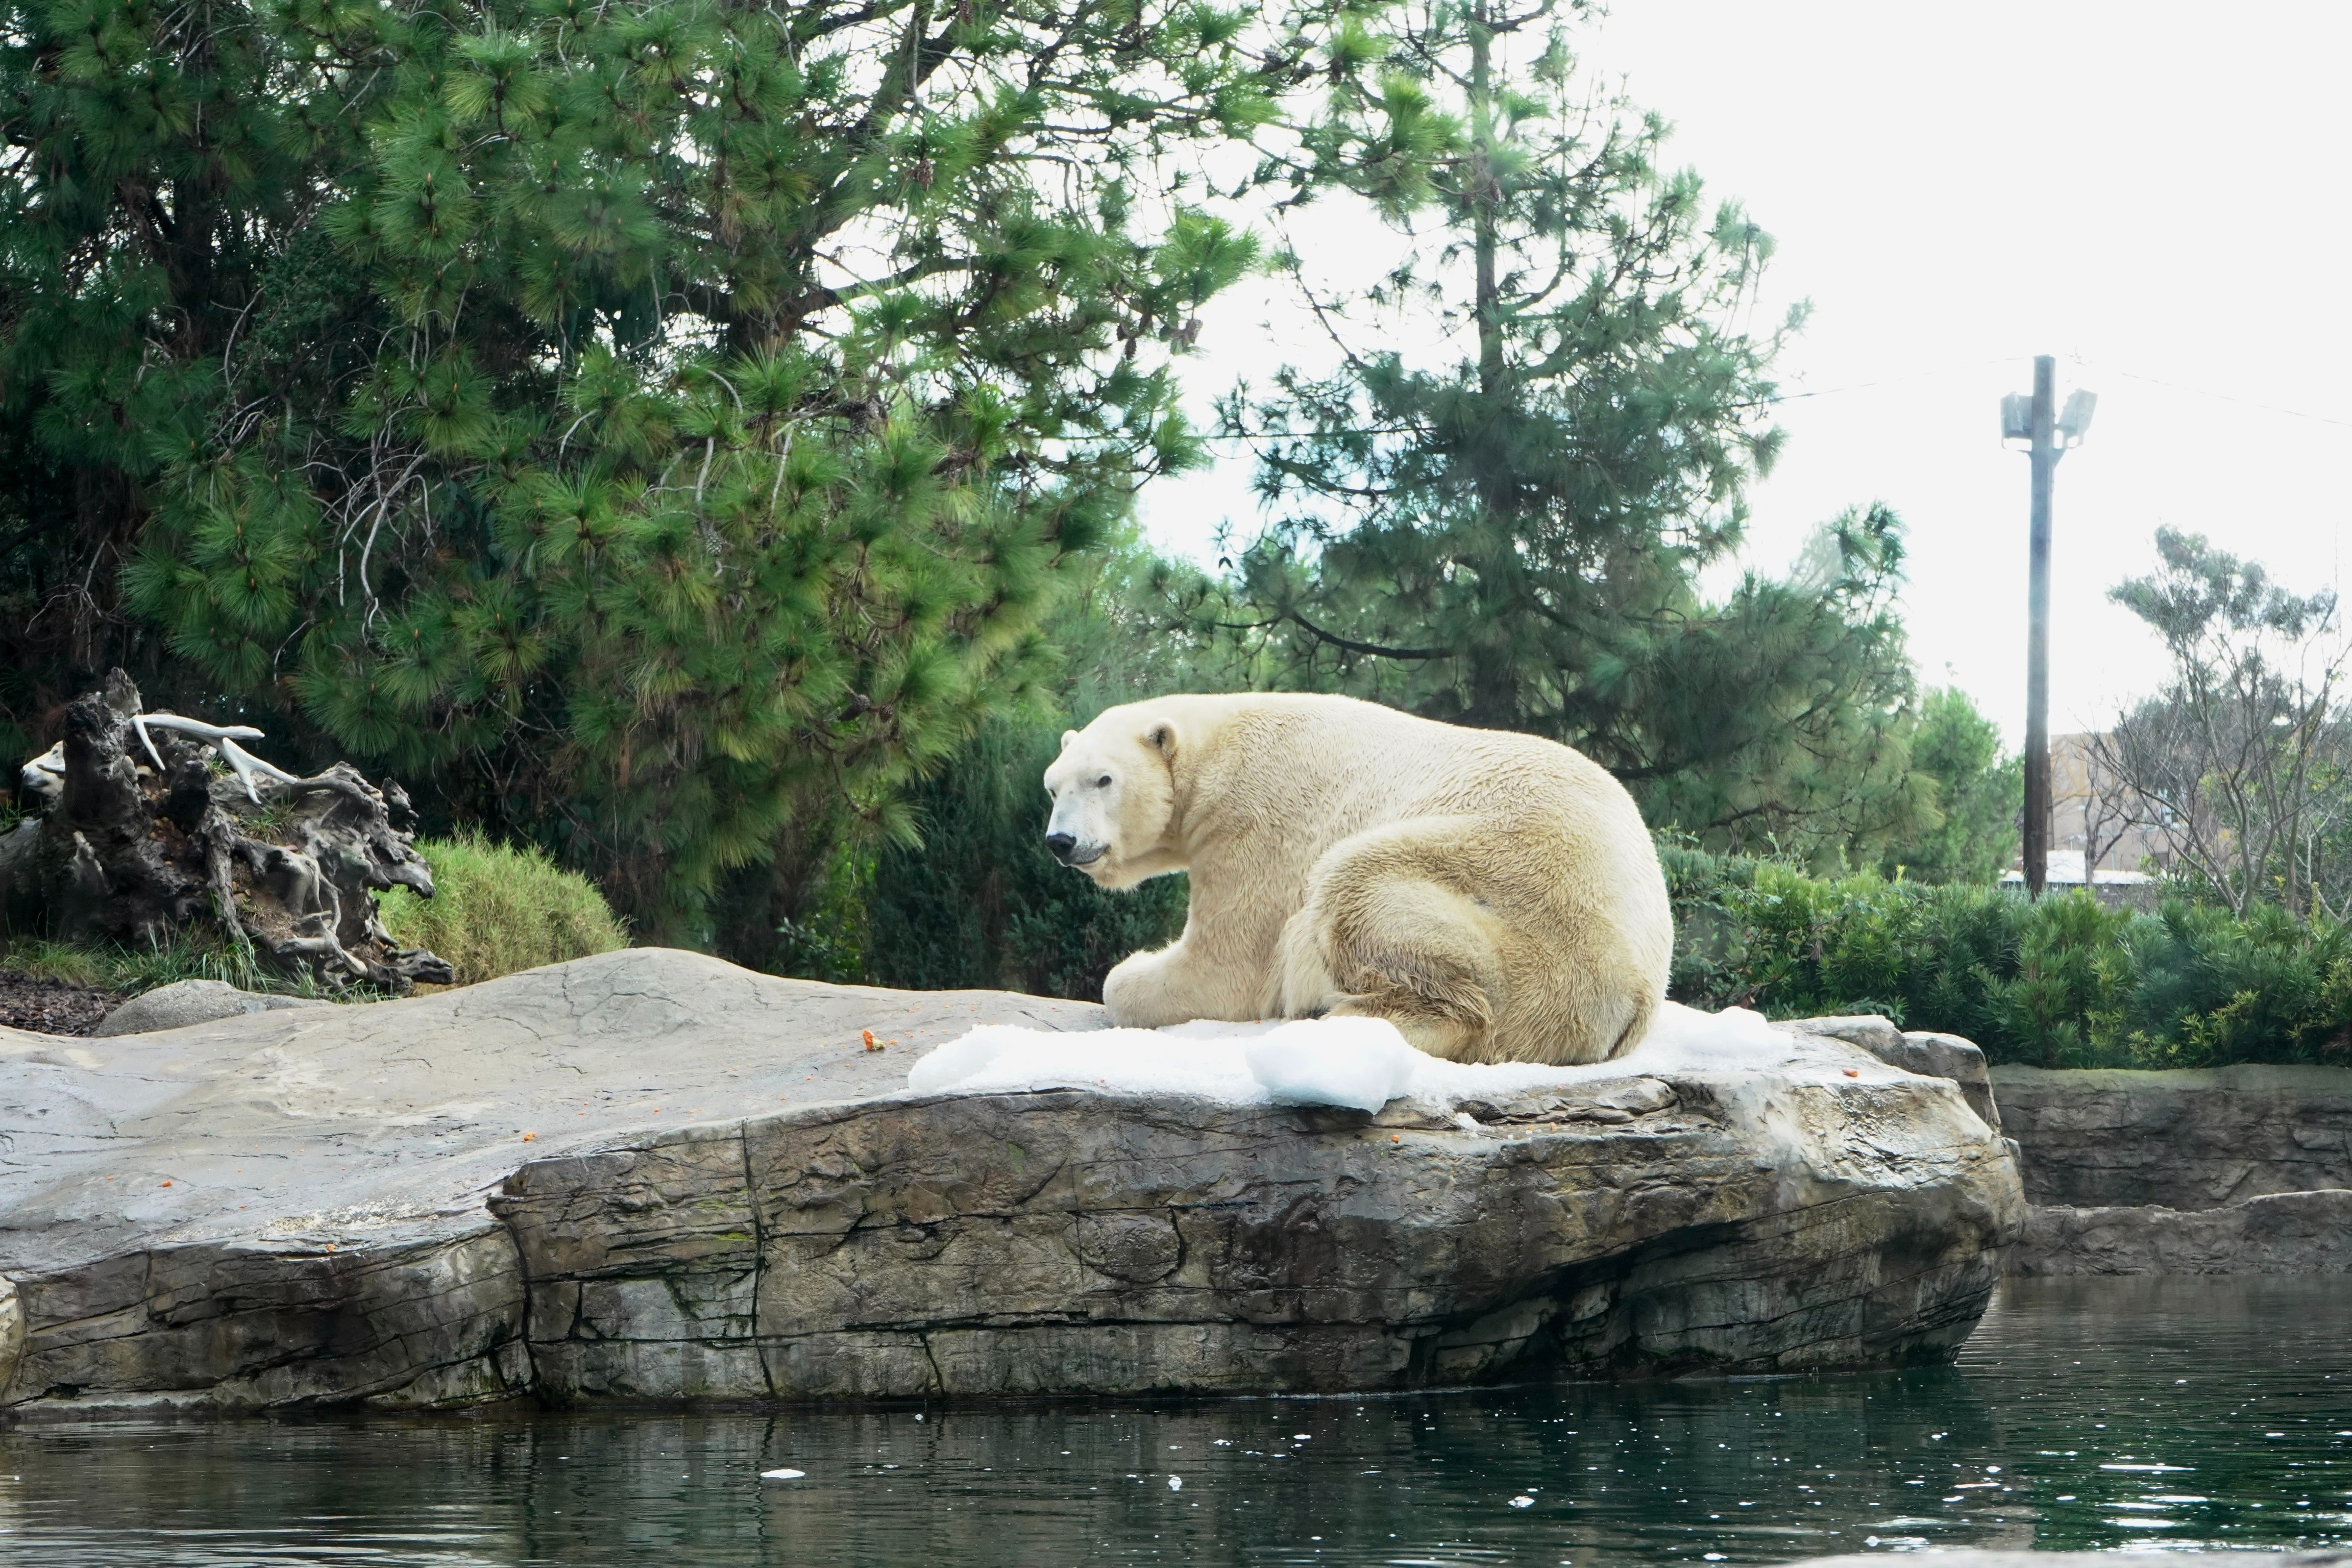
[1041,710,1181,890]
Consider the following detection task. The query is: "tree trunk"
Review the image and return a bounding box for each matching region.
[1459,4,1521,733]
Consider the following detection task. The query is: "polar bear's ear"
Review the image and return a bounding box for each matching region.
[1145,721,1177,762]
[1059,729,1077,752]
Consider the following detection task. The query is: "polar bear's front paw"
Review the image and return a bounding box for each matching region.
[1102,950,1199,1027]
[1100,953,1156,1025]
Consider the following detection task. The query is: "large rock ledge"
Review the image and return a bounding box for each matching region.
[2009,1189,2352,1276]
[0,950,2020,1412]
[1991,1061,2352,1276]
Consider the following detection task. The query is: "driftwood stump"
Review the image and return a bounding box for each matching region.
[0,671,453,992]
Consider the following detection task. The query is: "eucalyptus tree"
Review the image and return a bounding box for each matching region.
[2097,529,2352,917]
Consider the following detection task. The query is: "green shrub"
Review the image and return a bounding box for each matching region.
[381,832,629,986]
[1661,840,2352,1069]
[2118,901,2352,1068]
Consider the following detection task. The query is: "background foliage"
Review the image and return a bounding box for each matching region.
[0,0,2097,1032]
[1664,844,2352,1070]
[2094,528,2352,919]
[0,0,1293,952]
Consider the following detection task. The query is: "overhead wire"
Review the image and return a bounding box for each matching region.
[2071,359,2352,433]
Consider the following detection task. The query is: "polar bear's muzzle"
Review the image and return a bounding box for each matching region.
[1045,831,1106,868]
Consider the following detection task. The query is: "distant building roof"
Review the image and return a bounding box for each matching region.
[1997,850,2153,887]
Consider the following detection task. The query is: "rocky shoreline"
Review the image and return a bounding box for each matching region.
[0,950,2021,1412]
[12,946,2344,1416]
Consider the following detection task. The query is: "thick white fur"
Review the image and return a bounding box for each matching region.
[1042,693,1673,1066]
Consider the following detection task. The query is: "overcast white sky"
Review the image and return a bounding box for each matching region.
[1134,2,2352,744]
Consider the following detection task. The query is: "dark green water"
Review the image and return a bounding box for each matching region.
[2,1278,2345,1565]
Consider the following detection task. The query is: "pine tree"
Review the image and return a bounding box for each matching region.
[1200,0,1927,857]
[0,0,1313,940]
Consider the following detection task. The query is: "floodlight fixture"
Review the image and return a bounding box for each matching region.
[2000,393,2032,443]
[2057,388,2097,445]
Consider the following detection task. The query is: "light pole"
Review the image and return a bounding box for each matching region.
[2001,356,2096,899]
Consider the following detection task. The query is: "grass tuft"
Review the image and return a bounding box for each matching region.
[1,927,304,996]
[382,830,628,986]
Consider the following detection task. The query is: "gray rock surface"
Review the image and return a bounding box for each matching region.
[0,949,2022,1412]
[2010,1188,2352,1275]
[1787,1015,2002,1133]
[1796,1555,2352,1568]
[91,978,329,1037]
[1992,1062,2352,1208]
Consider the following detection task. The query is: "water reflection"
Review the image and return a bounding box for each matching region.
[0,1278,2343,1565]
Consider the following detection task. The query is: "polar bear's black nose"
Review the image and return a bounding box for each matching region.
[1045,831,1079,864]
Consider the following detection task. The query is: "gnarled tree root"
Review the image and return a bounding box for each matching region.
[3,671,452,993]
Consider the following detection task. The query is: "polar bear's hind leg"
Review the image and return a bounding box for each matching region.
[1270,906,1340,1019]
[1324,877,1500,1062]
[1290,827,1507,1061]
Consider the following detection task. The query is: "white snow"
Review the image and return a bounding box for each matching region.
[906,999,1877,1111]
[1241,1017,1420,1111]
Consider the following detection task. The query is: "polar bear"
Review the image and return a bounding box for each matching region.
[1042,693,1673,1066]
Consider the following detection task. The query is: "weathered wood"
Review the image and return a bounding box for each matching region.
[2,670,451,992]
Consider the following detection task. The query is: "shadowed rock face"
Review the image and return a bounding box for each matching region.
[2010,1190,2352,1276]
[1992,1063,2352,1209]
[0,950,2021,1412]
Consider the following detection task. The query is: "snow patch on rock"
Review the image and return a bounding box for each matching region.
[906,999,1863,1110]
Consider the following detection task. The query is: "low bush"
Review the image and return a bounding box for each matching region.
[381,831,630,985]
[1663,842,2352,1069]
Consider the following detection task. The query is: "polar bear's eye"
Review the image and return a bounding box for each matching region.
[1096,774,1113,788]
